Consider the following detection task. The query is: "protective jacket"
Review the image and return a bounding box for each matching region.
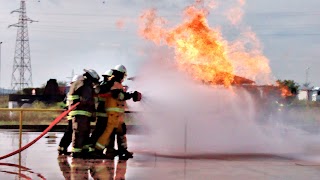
[95,80,132,151]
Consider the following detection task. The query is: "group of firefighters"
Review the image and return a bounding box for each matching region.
[57,64,142,160]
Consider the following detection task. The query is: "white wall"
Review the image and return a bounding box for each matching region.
[298,90,308,101]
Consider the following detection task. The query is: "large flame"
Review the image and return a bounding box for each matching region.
[138,0,272,87]
[280,86,293,97]
[276,82,294,97]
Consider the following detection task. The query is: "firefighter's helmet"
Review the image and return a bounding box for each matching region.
[84,69,100,82]
[102,69,113,77]
[112,64,127,76]
[71,74,83,83]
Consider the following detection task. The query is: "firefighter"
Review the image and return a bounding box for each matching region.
[105,85,134,159]
[57,74,84,155]
[90,70,131,159]
[89,69,114,149]
[69,69,100,158]
[89,64,141,159]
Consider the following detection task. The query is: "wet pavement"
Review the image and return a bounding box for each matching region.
[0,131,320,180]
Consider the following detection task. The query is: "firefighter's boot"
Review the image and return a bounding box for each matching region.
[85,149,108,159]
[117,135,133,160]
[58,146,71,156]
[105,132,118,159]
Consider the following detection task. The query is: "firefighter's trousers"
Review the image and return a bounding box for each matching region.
[71,115,91,153]
[95,112,124,150]
[58,120,73,150]
[105,122,128,151]
[89,116,108,146]
[116,122,128,151]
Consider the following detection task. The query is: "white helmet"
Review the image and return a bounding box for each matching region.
[102,69,113,77]
[71,74,83,83]
[84,69,100,81]
[112,64,127,76]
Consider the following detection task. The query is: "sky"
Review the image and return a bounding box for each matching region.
[0,0,319,89]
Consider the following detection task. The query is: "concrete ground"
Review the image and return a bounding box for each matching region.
[0,131,320,180]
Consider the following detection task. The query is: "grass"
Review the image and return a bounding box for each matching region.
[0,95,141,125]
[0,100,64,125]
[0,95,8,108]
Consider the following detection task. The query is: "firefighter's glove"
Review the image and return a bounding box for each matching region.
[118,92,125,101]
[132,91,142,102]
[111,89,125,100]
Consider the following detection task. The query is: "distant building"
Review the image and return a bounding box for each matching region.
[298,88,312,101]
[311,87,320,102]
[297,86,320,102]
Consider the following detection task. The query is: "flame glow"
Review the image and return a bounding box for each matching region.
[277,83,293,97]
[138,0,272,87]
[116,19,125,29]
[280,87,293,97]
[226,0,244,25]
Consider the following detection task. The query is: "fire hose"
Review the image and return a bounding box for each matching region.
[0,102,80,161]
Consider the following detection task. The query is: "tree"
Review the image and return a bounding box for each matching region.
[276,79,300,96]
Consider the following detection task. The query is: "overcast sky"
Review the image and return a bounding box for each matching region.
[0,0,319,89]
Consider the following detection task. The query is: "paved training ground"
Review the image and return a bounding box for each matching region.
[0,131,320,180]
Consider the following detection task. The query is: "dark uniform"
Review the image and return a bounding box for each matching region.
[57,115,73,155]
[69,69,100,158]
[58,75,83,155]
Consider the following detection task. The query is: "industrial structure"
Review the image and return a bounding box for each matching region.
[9,0,36,91]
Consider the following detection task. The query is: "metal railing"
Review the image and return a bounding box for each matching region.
[0,108,66,176]
[0,108,138,148]
[0,108,64,150]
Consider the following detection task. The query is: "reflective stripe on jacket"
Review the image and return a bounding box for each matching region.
[67,95,80,101]
[95,112,107,117]
[105,107,125,113]
[69,110,92,117]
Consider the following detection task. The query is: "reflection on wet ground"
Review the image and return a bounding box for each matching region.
[58,156,127,180]
[0,131,320,180]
